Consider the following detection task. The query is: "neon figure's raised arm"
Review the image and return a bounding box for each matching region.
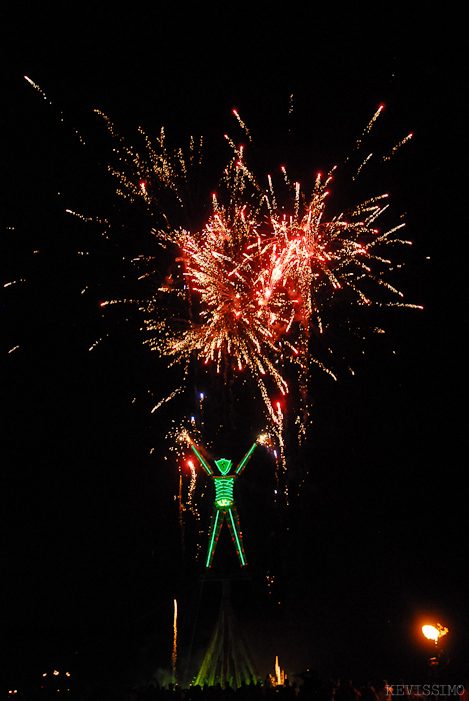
[190,443,213,476]
[235,441,257,475]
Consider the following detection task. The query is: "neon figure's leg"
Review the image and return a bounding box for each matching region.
[226,505,247,567]
[205,507,225,568]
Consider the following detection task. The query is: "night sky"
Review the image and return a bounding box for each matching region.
[2,3,465,694]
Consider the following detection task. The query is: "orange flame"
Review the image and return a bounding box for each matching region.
[422,623,449,643]
[269,656,286,687]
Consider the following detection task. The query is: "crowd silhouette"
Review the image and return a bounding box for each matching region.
[8,673,468,701]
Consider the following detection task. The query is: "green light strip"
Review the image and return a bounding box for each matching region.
[229,510,246,566]
[190,444,213,475]
[235,442,257,474]
[206,510,220,567]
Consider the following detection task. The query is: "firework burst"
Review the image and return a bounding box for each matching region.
[95,103,420,447]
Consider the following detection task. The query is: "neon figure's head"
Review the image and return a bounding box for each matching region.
[215,458,232,475]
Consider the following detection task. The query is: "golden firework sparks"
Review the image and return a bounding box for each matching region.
[87,104,420,454]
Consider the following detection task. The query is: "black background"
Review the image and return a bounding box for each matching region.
[2,2,465,693]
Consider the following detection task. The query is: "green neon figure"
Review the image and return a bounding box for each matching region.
[190,441,257,568]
